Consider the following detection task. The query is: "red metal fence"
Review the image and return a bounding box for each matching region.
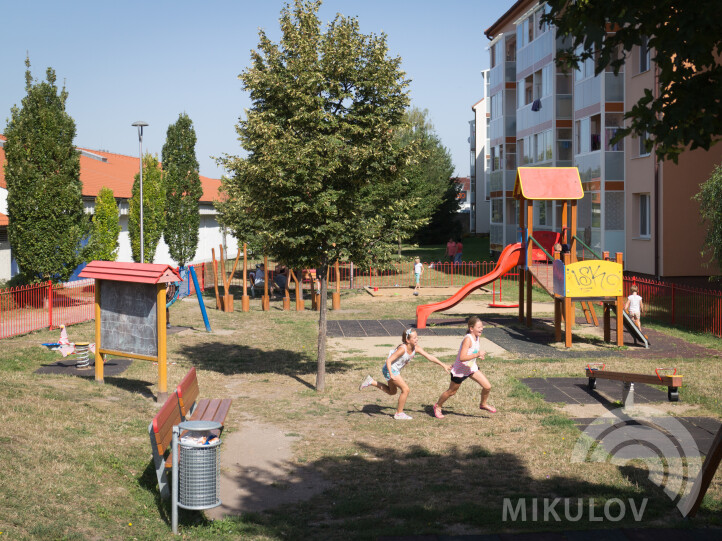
[1,260,720,339]
[625,276,722,337]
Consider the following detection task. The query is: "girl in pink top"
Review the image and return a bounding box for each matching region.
[433,316,495,418]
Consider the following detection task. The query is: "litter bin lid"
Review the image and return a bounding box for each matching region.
[178,420,222,432]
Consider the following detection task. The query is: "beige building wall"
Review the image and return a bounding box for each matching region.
[625,43,720,276]
[624,49,656,275]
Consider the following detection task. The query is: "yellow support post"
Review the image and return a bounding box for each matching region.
[157,283,168,403]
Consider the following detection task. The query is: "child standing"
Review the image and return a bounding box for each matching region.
[433,316,495,418]
[624,285,644,331]
[413,257,423,296]
[359,329,450,420]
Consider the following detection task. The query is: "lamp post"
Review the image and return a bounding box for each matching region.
[132,121,148,263]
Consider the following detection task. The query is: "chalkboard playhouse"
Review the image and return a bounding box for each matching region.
[79,261,182,401]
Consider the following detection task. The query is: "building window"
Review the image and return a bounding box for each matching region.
[491,199,503,223]
[639,131,651,157]
[639,194,650,237]
[639,36,650,73]
[490,43,496,69]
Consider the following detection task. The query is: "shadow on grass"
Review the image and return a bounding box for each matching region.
[191,442,690,539]
[177,341,348,377]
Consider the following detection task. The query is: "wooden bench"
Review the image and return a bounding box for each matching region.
[148,368,232,499]
[585,365,683,404]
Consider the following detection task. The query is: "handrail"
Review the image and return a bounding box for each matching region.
[529,236,553,262]
[572,235,602,260]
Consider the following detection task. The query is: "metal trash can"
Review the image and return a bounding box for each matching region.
[174,420,222,510]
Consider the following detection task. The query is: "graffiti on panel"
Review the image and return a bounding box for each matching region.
[563,260,623,297]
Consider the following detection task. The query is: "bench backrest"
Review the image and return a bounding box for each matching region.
[150,391,182,458]
[177,367,200,418]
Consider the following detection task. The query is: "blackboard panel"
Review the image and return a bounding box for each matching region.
[100,281,158,357]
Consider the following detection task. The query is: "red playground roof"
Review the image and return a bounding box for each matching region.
[79,261,181,284]
[513,167,584,200]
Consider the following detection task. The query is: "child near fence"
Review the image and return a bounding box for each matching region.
[624,285,644,331]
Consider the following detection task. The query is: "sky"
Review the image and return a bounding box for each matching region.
[0,0,511,179]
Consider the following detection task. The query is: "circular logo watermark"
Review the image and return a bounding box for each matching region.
[571,405,702,511]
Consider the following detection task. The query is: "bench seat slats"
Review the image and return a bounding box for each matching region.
[149,368,232,500]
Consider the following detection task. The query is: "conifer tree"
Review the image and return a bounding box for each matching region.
[162,113,202,267]
[86,187,120,261]
[3,59,86,283]
[128,153,165,263]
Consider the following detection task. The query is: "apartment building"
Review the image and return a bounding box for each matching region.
[470,69,491,235]
[485,1,720,277]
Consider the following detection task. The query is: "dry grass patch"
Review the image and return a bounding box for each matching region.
[0,288,719,539]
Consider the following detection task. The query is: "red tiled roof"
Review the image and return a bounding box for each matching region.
[79,260,181,284]
[453,176,471,191]
[0,135,221,202]
[0,212,8,227]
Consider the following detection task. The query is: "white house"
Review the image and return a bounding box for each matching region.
[0,135,237,281]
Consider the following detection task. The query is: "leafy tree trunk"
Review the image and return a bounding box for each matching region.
[316,265,328,391]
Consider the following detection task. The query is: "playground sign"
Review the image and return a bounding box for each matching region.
[553,259,623,298]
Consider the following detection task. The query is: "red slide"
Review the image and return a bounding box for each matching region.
[416,243,522,328]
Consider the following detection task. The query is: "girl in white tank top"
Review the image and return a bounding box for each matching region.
[359,328,450,420]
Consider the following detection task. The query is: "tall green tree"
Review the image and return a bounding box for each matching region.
[128,153,165,263]
[542,0,722,162]
[220,0,411,390]
[3,59,87,283]
[694,164,722,274]
[396,108,456,248]
[86,187,120,261]
[415,176,462,245]
[162,113,203,267]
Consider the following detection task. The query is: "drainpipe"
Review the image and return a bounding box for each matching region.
[653,61,660,279]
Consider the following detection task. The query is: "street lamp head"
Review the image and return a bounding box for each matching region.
[132,120,148,141]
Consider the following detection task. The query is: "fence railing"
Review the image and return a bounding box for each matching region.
[625,276,722,338]
[0,263,206,340]
[1,259,719,340]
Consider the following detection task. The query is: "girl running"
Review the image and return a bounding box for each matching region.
[433,316,495,418]
[359,328,450,420]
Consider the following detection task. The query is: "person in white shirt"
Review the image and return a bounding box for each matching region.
[624,284,644,331]
[413,257,423,296]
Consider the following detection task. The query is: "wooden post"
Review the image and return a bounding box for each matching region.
[241,243,250,312]
[289,270,304,311]
[518,197,525,323]
[554,249,561,342]
[616,252,624,346]
[563,251,573,347]
[526,200,534,328]
[211,248,220,309]
[604,302,611,343]
[156,283,168,403]
[262,254,270,311]
[332,260,341,310]
[94,281,104,384]
[570,200,578,257]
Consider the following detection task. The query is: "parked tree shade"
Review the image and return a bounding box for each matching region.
[219,0,412,390]
[3,59,87,283]
[162,113,202,267]
[86,187,121,261]
[542,0,722,163]
[128,153,165,263]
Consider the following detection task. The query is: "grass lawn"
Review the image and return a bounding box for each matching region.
[0,287,720,539]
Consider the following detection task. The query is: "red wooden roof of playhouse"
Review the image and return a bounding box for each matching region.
[513,167,584,200]
[79,261,181,284]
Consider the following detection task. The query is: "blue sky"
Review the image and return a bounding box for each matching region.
[1,0,510,179]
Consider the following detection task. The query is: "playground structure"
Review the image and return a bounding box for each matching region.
[79,261,182,401]
[417,167,636,348]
